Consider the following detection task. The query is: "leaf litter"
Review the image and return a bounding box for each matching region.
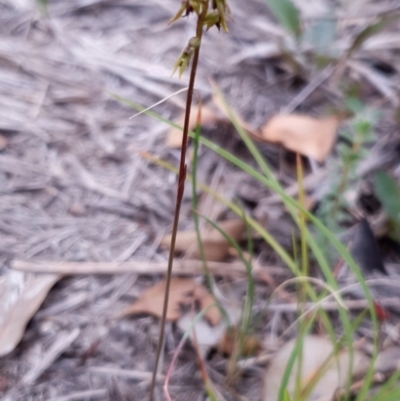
[0,0,400,399]
[120,278,221,326]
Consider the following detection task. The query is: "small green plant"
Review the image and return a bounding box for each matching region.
[209,90,378,401]
[264,0,390,74]
[316,99,380,259]
[374,170,400,241]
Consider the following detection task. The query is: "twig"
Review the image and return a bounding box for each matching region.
[267,298,399,313]
[10,258,257,276]
[90,367,164,382]
[48,389,108,401]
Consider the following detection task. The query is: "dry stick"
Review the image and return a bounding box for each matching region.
[149,9,207,401]
[11,259,255,276]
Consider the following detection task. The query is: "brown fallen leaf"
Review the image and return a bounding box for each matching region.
[160,219,245,262]
[166,105,220,148]
[218,326,261,357]
[0,270,61,357]
[121,278,221,325]
[261,114,339,162]
[263,335,369,401]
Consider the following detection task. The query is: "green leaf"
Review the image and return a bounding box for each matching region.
[265,0,301,37]
[374,171,400,224]
[344,97,364,115]
[36,0,47,14]
[307,18,336,55]
[282,388,291,401]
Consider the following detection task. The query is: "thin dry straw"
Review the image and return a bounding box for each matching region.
[129,87,188,119]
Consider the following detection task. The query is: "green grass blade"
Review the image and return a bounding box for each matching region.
[113,92,379,399]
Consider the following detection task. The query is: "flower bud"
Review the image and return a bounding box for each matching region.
[172,37,201,77]
[204,11,220,31]
[168,2,187,25]
[210,0,230,32]
[188,0,201,14]
[188,36,201,49]
[168,0,196,25]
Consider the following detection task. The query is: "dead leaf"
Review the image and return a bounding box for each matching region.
[0,270,61,357]
[166,105,220,148]
[263,335,369,401]
[161,219,245,262]
[178,313,226,358]
[218,326,261,357]
[178,302,242,358]
[261,114,339,162]
[121,278,221,325]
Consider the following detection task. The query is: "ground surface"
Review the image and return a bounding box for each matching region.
[1,1,400,401]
